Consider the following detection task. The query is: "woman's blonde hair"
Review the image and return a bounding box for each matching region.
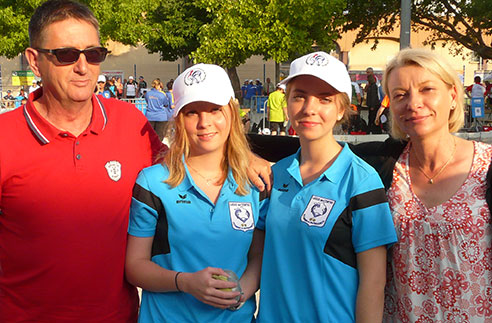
[163,98,252,195]
[383,48,464,139]
[286,80,355,125]
[151,79,161,89]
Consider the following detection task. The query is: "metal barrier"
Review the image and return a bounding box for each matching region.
[120,98,147,115]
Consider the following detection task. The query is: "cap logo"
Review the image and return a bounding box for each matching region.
[184,68,206,86]
[305,53,329,66]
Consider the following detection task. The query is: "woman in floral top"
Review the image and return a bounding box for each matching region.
[381,48,492,322]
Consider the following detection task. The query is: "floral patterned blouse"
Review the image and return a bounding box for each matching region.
[383,141,492,323]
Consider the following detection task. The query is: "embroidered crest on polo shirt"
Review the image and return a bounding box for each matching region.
[301,195,335,227]
[184,68,206,86]
[305,52,329,66]
[104,161,121,182]
[229,202,255,232]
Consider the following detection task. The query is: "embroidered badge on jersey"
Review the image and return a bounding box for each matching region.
[301,195,335,227]
[229,202,255,232]
[105,161,121,182]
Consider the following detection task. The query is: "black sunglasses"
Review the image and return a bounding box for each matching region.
[35,47,110,65]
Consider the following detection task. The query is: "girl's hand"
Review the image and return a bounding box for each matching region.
[179,267,241,309]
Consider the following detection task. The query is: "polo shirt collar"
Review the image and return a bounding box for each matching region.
[179,156,238,193]
[287,142,352,186]
[23,90,108,145]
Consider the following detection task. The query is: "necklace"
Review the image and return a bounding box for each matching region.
[412,137,456,184]
[187,163,222,186]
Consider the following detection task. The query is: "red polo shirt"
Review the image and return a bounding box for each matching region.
[0,90,165,322]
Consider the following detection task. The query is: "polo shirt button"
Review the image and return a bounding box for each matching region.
[76,154,81,160]
[210,208,214,213]
[297,196,301,200]
[62,133,68,137]
[76,141,80,145]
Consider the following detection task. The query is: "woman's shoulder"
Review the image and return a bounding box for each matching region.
[139,163,169,180]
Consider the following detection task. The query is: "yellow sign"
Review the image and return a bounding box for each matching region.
[12,71,35,86]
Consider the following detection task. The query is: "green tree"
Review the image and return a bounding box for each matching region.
[152,0,347,94]
[0,0,148,58]
[343,0,492,59]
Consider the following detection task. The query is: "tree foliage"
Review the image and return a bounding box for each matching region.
[0,0,148,58]
[343,0,492,59]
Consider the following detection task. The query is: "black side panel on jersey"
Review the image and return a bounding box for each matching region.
[132,183,170,256]
[323,188,388,268]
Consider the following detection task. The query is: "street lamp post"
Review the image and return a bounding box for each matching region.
[400,0,411,49]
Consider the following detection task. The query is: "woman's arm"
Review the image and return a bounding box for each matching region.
[238,229,265,302]
[374,106,385,126]
[355,246,387,323]
[125,235,240,309]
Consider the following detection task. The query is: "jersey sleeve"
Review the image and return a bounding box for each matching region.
[351,172,397,253]
[128,169,160,237]
[256,193,270,231]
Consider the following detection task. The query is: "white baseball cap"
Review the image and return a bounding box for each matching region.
[97,75,106,83]
[277,83,286,91]
[173,63,235,117]
[279,51,351,99]
[128,76,134,80]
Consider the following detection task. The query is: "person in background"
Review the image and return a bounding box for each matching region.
[244,80,256,110]
[375,94,390,133]
[255,79,263,97]
[257,51,397,323]
[465,75,486,99]
[266,83,288,135]
[107,77,116,97]
[241,79,249,105]
[95,74,112,98]
[263,77,275,96]
[125,76,138,99]
[165,80,175,109]
[366,74,380,133]
[144,79,170,142]
[29,79,40,94]
[138,75,148,98]
[115,77,124,99]
[485,79,492,106]
[3,90,15,108]
[126,63,265,322]
[14,88,27,108]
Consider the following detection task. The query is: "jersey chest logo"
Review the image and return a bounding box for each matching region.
[229,202,255,232]
[105,161,121,182]
[301,195,335,227]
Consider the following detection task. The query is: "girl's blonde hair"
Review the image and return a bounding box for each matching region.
[163,99,251,195]
[383,48,464,139]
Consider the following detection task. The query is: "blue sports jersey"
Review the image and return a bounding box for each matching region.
[129,163,260,323]
[257,143,397,323]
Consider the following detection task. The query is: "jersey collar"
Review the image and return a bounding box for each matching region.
[180,156,238,194]
[24,91,108,145]
[287,143,352,186]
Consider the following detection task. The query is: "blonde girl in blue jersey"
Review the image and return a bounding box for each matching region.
[257,52,397,322]
[126,64,264,322]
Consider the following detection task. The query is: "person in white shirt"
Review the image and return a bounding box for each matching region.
[29,79,40,94]
[466,76,486,98]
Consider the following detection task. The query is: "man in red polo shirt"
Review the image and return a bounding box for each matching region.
[0,1,165,321]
